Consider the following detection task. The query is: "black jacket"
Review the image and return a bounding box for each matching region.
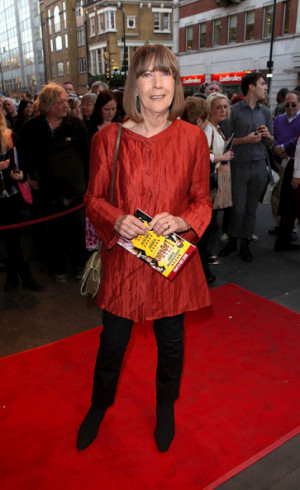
[19,113,90,203]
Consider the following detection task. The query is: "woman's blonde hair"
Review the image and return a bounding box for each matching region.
[38,82,67,114]
[0,109,12,154]
[123,44,185,123]
[206,93,230,119]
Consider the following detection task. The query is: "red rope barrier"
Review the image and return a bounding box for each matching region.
[0,203,85,231]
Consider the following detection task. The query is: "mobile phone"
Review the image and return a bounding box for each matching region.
[254,130,260,135]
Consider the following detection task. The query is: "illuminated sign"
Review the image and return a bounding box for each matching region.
[181,75,205,86]
[211,71,254,84]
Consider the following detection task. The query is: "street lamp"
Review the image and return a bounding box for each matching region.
[267,0,277,93]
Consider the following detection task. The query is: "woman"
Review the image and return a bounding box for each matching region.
[0,110,41,291]
[68,97,82,119]
[77,44,212,453]
[181,96,217,284]
[90,90,117,136]
[205,93,234,246]
[81,92,97,137]
[14,99,33,134]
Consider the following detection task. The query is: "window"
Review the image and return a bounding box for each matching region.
[98,12,104,33]
[54,5,61,33]
[78,57,87,73]
[213,19,222,46]
[263,6,273,38]
[66,60,70,75]
[283,0,291,35]
[228,15,237,43]
[105,10,116,31]
[186,26,193,51]
[199,23,206,49]
[57,61,64,76]
[153,10,171,32]
[90,15,95,36]
[245,10,255,40]
[62,1,67,30]
[47,9,52,35]
[75,0,83,18]
[77,29,85,46]
[65,34,68,49]
[55,36,62,51]
[127,15,136,30]
[50,39,53,53]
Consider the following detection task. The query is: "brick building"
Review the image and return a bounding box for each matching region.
[174,0,300,106]
[84,0,173,89]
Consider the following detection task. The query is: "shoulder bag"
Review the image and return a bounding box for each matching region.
[80,123,122,297]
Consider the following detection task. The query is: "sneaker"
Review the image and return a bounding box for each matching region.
[54,273,67,283]
[220,233,229,242]
[252,234,259,242]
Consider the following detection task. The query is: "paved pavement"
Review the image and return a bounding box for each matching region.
[0,203,299,488]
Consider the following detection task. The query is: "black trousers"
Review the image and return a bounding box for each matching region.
[91,310,185,409]
[276,159,296,246]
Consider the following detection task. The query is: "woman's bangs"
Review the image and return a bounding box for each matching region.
[135,48,177,79]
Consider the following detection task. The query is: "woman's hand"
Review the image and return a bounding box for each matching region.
[10,169,24,181]
[149,212,190,236]
[222,149,234,162]
[291,177,300,190]
[0,159,10,171]
[115,214,148,240]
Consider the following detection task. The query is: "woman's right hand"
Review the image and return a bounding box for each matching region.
[115,214,148,240]
[222,149,234,162]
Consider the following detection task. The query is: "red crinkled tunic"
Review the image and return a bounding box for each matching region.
[84,119,212,323]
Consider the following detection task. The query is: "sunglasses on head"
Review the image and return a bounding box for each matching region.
[285,103,297,108]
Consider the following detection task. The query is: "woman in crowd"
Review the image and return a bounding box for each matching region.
[68,97,82,119]
[205,93,234,248]
[14,99,33,134]
[91,80,109,95]
[181,96,216,284]
[0,110,41,292]
[90,90,118,137]
[81,92,97,137]
[76,44,212,453]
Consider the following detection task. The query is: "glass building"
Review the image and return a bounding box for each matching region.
[0,0,45,98]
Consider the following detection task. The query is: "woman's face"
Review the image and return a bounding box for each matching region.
[72,102,82,119]
[210,98,228,123]
[23,102,33,117]
[81,100,95,119]
[136,60,175,119]
[101,99,117,123]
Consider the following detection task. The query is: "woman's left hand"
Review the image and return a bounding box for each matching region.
[10,169,24,181]
[0,159,10,171]
[149,212,190,236]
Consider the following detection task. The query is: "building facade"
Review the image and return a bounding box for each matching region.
[174,0,300,106]
[84,0,173,88]
[39,0,88,95]
[0,0,45,98]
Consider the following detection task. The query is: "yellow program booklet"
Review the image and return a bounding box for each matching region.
[118,209,196,281]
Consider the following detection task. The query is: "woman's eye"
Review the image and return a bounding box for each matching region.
[143,72,152,78]
[162,71,172,76]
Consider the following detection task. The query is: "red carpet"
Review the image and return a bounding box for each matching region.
[1,284,300,489]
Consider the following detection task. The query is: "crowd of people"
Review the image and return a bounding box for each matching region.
[0,64,300,290]
[1,44,300,453]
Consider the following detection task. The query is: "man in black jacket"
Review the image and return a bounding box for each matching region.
[20,83,90,282]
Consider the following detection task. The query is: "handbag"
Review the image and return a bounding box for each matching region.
[80,123,122,297]
[10,135,33,204]
[260,152,280,205]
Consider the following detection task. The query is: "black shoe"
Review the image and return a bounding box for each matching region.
[268,226,279,236]
[219,237,237,257]
[206,255,221,266]
[76,406,106,450]
[22,277,44,291]
[240,239,253,262]
[274,242,300,252]
[154,403,175,452]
